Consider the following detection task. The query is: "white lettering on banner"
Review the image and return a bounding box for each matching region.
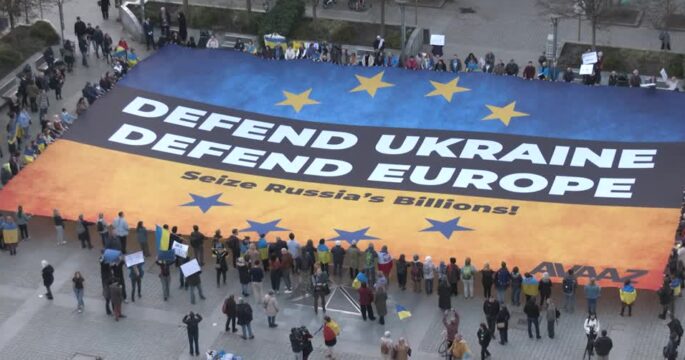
[187,140,233,159]
[198,113,241,131]
[233,119,275,141]
[222,146,266,167]
[122,97,169,118]
[268,126,317,147]
[595,178,636,198]
[618,149,657,169]
[164,106,206,128]
[108,124,157,145]
[303,159,353,177]
[375,135,421,155]
[368,163,410,183]
[311,131,358,150]
[151,133,195,155]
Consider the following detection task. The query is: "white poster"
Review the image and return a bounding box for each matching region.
[581,51,598,65]
[172,241,189,258]
[125,251,145,267]
[430,34,445,46]
[660,68,668,82]
[579,64,594,75]
[181,259,201,278]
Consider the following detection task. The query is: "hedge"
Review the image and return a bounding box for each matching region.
[0,21,59,78]
[258,0,305,38]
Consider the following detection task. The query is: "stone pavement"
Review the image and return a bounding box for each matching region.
[0,216,680,359]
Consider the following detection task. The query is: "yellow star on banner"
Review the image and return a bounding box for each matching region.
[425,77,470,102]
[350,71,395,97]
[275,89,320,113]
[482,101,529,126]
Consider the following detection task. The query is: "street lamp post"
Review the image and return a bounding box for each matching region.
[396,0,407,56]
[551,16,559,81]
[57,0,65,45]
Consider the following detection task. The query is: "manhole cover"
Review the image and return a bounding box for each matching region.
[71,353,102,360]
[459,7,475,14]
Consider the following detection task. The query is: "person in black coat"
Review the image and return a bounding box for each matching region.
[100,0,110,19]
[237,258,251,297]
[41,260,54,300]
[483,296,500,340]
[100,257,112,314]
[223,295,238,332]
[213,244,229,287]
[178,12,188,42]
[183,312,203,356]
[111,258,127,301]
[227,229,241,268]
[74,17,86,38]
[496,305,511,344]
[477,323,492,359]
[438,278,452,311]
[524,298,541,339]
[236,297,254,339]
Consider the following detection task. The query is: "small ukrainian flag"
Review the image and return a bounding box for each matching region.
[396,304,412,320]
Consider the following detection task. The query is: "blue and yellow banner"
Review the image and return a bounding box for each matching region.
[0,46,682,289]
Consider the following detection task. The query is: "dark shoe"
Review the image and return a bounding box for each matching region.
[241,336,247,340]
[536,336,541,339]
[248,335,254,339]
[120,315,127,318]
[232,329,238,333]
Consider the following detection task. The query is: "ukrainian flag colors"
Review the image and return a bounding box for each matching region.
[156,225,171,251]
[396,304,412,320]
[2,223,18,244]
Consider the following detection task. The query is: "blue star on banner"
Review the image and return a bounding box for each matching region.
[421,217,473,240]
[180,193,231,213]
[329,227,379,245]
[240,219,289,236]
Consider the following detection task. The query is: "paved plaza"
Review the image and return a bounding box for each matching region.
[0,217,679,359]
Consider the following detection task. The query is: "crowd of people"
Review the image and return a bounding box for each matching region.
[3,208,685,359]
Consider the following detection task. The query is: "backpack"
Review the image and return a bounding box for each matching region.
[671,319,684,337]
[664,343,677,358]
[222,299,229,315]
[462,266,473,280]
[329,320,341,336]
[290,330,304,353]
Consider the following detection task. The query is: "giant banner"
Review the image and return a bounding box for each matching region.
[1,47,683,289]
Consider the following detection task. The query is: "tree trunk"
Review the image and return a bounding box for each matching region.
[23,0,29,24]
[312,0,317,20]
[380,0,386,37]
[591,15,597,48]
[247,0,252,14]
[182,0,189,26]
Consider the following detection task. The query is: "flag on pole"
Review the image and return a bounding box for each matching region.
[396,304,412,320]
[156,225,171,251]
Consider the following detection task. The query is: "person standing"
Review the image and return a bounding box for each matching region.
[250,260,265,303]
[112,211,129,253]
[186,267,206,305]
[100,0,110,19]
[263,290,279,328]
[142,18,154,50]
[280,248,294,293]
[213,244,229,287]
[396,254,409,291]
[312,267,329,314]
[222,295,238,333]
[112,257,128,302]
[236,297,254,339]
[594,330,613,360]
[562,269,577,313]
[156,258,171,301]
[92,26,103,58]
[346,242,361,280]
[129,263,143,302]
[619,279,637,317]
[377,245,393,280]
[53,209,66,245]
[286,233,301,274]
[3,216,19,255]
[375,285,388,325]
[477,323,492,359]
[72,271,85,312]
[584,313,600,355]
[178,12,188,42]
[317,239,331,274]
[172,226,188,289]
[447,257,461,296]
[78,36,88,67]
[331,241,346,276]
[109,279,124,321]
[660,29,671,51]
[269,254,282,293]
[100,257,112,315]
[380,331,393,360]
[189,225,205,266]
[481,263,495,299]
[496,305,510,345]
[365,244,379,285]
[461,257,476,299]
[159,7,171,37]
[76,214,94,249]
[359,282,376,321]
[410,255,423,293]
[423,256,435,295]
[483,296,500,340]
[522,273,539,303]
[510,267,522,306]
[443,309,460,348]
[585,277,602,315]
[524,298,541,339]
[136,221,150,257]
[545,298,559,339]
[96,213,108,246]
[659,278,674,320]
[393,337,411,360]
[538,272,553,306]
[183,312,202,357]
[322,316,338,359]
[41,260,54,300]
[494,262,511,304]
[15,205,31,241]
[438,278,452,311]
[237,258,251,297]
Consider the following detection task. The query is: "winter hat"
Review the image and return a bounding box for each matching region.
[384,331,391,337]
[41,260,48,268]
[335,241,341,246]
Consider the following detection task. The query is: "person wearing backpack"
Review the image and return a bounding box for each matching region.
[668,318,683,347]
[96,213,108,247]
[447,257,461,296]
[410,255,423,293]
[495,262,511,304]
[222,295,237,333]
[462,257,476,299]
[664,332,679,360]
[562,269,577,313]
[544,298,559,339]
[290,327,304,359]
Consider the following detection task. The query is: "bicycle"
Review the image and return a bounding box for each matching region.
[437,330,452,359]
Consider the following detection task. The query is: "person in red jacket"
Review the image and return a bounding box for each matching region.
[323,316,338,359]
[358,282,376,321]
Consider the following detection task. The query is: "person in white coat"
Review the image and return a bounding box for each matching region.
[264,290,279,328]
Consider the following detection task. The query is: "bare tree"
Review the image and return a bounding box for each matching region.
[0,0,21,28]
[639,0,680,30]
[311,0,317,19]
[538,0,606,47]
[380,0,386,37]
